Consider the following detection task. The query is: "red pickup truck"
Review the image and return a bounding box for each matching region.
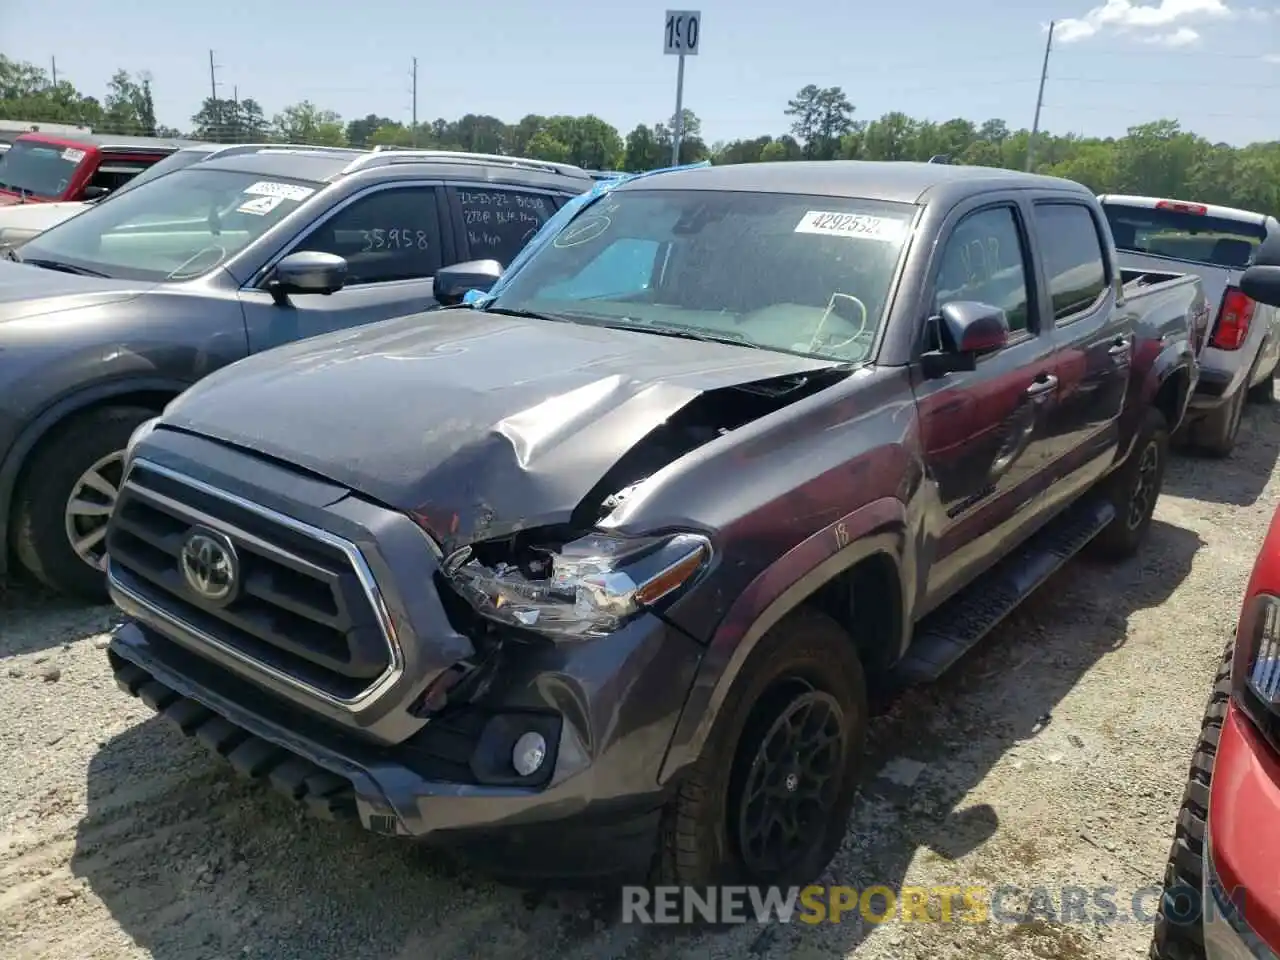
[0,131,186,205]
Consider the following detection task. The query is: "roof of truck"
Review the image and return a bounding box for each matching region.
[613,160,1094,204]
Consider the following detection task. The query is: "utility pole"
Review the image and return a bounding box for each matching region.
[50,56,57,87]
[1026,20,1055,173]
[410,57,419,147]
[208,49,221,141]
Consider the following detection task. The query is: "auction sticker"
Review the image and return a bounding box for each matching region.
[794,211,906,242]
[61,148,86,163]
[236,195,285,216]
[243,181,315,202]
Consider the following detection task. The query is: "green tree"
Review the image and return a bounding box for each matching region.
[272,101,345,145]
[785,84,854,160]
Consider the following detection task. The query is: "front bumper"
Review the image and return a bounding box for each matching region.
[109,610,702,880]
[1203,703,1280,959]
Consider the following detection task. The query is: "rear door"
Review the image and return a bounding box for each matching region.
[915,196,1064,605]
[444,183,566,269]
[1033,199,1130,504]
[239,181,450,353]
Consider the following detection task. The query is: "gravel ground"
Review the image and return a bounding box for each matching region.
[3,404,1278,960]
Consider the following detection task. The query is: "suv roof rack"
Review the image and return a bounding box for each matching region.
[339,149,588,179]
[210,143,367,157]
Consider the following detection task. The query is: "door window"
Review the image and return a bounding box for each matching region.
[295,186,443,285]
[1034,203,1108,322]
[456,187,556,266]
[934,206,1032,336]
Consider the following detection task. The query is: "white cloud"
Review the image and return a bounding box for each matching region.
[1139,25,1203,42]
[1056,0,1232,43]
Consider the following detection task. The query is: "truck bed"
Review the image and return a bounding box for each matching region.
[1118,265,1210,357]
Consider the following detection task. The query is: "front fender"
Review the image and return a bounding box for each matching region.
[657,496,907,785]
[0,376,189,575]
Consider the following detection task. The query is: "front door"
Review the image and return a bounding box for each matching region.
[914,201,1062,609]
[240,183,446,353]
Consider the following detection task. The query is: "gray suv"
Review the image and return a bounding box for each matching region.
[0,147,591,600]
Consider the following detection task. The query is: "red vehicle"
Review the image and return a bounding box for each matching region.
[1151,236,1280,960]
[0,132,187,205]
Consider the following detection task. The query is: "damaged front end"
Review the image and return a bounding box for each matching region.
[426,365,849,649]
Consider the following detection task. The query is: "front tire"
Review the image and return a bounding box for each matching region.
[11,405,155,602]
[1148,641,1230,960]
[1093,406,1168,559]
[655,606,867,888]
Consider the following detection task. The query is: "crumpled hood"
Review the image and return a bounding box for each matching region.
[163,308,838,549]
[0,259,146,320]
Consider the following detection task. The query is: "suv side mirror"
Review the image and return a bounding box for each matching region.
[1241,231,1280,308]
[82,185,110,200]
[920,300,1010,378]
[433,259,503,306]
[267,251,347,305]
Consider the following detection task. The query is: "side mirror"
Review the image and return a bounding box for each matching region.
[433,259,503,306]
[920,300,1010,378]
[82,185,110,200]
[1241,232,1280,308]
[267,251,347,306]
[1242,266,1280,309]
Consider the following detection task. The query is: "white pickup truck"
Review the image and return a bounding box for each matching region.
[1100,195,1280,457]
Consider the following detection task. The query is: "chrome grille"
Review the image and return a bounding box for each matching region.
[105,459,399,706]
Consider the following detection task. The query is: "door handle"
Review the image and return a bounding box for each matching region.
[1108,337,1131,357]
[1025,374,1058,398]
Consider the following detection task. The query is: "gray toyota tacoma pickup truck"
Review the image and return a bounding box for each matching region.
[105,161,1204,887]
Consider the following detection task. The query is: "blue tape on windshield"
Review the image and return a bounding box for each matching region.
[467,160,711,307]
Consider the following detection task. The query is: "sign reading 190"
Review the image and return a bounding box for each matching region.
[664,10,701,56]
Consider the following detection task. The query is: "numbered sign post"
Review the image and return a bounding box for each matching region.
[663,10,701,166]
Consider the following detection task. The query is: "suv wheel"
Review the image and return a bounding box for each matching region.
[654,606,867,888]
[1149,640,1230,959]
[12,405,154,602]
[1092,406,1168,559]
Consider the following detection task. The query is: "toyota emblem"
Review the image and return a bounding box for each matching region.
[179,527,239,604]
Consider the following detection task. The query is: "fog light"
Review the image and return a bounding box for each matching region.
[512,731,547,776]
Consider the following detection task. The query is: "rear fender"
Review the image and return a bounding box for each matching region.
[656,496,907,785]
[0,377,186,575]
[1118,332,1195,464]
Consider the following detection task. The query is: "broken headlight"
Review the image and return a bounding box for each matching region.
[446,531,712,640]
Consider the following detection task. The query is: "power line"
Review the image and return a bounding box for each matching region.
[1052,75,1280,89]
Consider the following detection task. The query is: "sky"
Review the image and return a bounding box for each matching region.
[6,0,1279,147]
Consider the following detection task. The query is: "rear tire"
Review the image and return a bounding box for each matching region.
[1247,371,1275,404]
[1190,385,1246,459]
[1092,406,1168,559]
[654,606,867,889]
[1148,640,1230,960]
[11,405,155,603]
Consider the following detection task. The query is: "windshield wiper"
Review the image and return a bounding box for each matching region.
[479,305,572,323]
[595,321,764,350]
[21,258,110,278]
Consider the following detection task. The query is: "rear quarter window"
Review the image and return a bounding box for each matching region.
[1102,203,1264,270]
[1034,203,1108,322]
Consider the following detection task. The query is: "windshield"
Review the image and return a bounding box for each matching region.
[487,188,916,363]
[0,139,85,199]
[18,167,323,282]
[1103,203,1266,270]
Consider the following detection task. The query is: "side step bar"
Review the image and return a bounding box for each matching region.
[891,497,1117,686]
